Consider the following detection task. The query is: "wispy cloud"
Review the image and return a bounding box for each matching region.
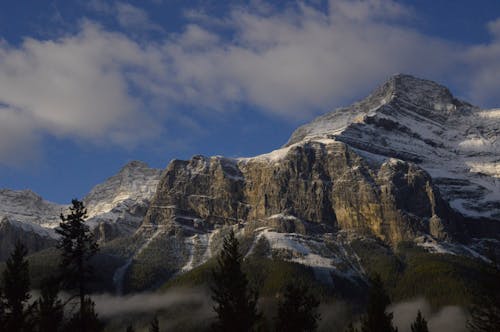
[1,0,500,166]
[115,2,164,32]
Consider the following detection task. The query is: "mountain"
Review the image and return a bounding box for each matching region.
[0,161,161,257]
[1,75,499,302]
[111,74,499,293]
[287,75,500,223]
[84,160,162,241]
[139,74,500,244]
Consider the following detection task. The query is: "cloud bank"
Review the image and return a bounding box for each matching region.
[1,0,500,165]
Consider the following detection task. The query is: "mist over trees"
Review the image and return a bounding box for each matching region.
[411,310,428,332]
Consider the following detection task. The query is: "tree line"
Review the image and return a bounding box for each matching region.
[0,200,498,331]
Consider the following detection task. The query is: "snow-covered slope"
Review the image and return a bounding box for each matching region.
[85,161,161,217]
[0,189,66,228]
[84,161,162,233]
[0,161,162,255]
[285,74,500,220]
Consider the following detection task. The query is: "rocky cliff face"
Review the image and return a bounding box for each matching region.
[142,74,500,246]
[143,140,463,245]
[287,75,500,221]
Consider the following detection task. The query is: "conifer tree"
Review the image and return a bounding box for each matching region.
[345,322,358,332]
[126,325,136,332]
[360,274,398,332]
[35,279,64,332]
[2,241,34,332]
[410,310,428,332]
[149,315,160,332]
[211,229,259,332]
[56,199,99,332]
[275,282,321,332]
[65,297,103,332]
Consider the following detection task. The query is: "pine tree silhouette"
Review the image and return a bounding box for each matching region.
[410,310,428,332]
[65,297,103,332]
[1,241,34,332]
[149,315,160,332]
[56,199,99,332]
[360,274,398,332]
[126,325,136,332]
[345,322,358,332]
[275,282,321,332]
[35,278,64,332]
[211,229,260,332]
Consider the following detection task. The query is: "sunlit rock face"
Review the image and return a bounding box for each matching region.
[143,74,500,245]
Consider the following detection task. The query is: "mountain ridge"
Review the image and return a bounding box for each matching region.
[1,74,499,295]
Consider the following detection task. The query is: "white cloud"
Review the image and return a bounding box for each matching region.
[328,0,413,21]
[87,1,163,32]
[0,106,40,167]
[163,1,455,117]
[487,17,500,39]
[461,17,500,105]
[115,2,164,32]
[0,21,163,165]
[1,1,500,166]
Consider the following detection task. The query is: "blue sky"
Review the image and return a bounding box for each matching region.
[1,0,500,203]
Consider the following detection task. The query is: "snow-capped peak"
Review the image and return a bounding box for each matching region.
[0,189,66,227]
[84,161,162,218]
[282,74,500,220]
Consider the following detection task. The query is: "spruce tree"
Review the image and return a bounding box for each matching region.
[360,274,398,332]
[56,199,99,332]
[2,241,34,332]
[410,311,428,332]
[211,229,259,332]
[65,297,103,332]
[345,322,358,332]
[35,279,64,332]
[149,316,160,332]
[275,282,321,332]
